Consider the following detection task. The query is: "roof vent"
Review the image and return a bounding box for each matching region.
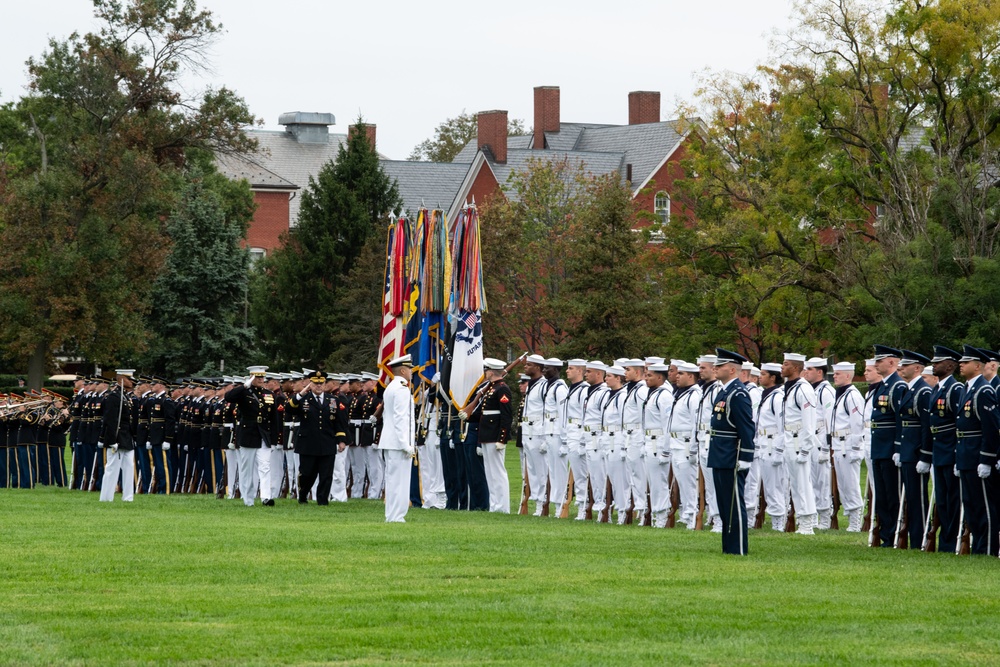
[278,112,336,144]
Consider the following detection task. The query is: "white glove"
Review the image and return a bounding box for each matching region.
[97,441,104,449]
[892,453,901,467]
[448,441,455,449]
[620,449,627,461]
[848,450,864,463]
[558,445,569,457]
[771,453,784,467]
[818,451,830,465]
[404,446,415,457]
[227,442,236,450]
[457,411,468,422]
[183,445,189,452]
[737,460,751,471]
[244,377,252,388]
[795,451,809,464]
[996,460,1000,472]
[111,443,119,453]
[146,442,152,450]
[162,442,170,451]
[658,451,670,465]
[367,415,377,425]
[954,465,960,478]
[538,442,548,455]
[978,463,992,479]
[475,446,483,456]
[496,443,506,452]
[223,423,234,429]
[916,461,931,475]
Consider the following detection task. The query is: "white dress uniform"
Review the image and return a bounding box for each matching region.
[830,383,865,530]
[602,385,629,524]
[379,371,415,523]
[564,378,590,520]
[622,374,650,522]
[861,383,877,508]
[756,383,789,530]
[641,380,675,528]
[668,382,702,528]
[697,379,723,530]
[520,374,548,513]
[543,375,570,515]
[743,382,764,528]
[418,395,446,509]
[811,378,836,528]
[782,376,819,533]
[583,380,610,518]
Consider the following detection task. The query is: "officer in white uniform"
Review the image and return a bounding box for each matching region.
[521,354,548,515]
[756,363,789,530]
[697,355,723,532]
[582,362,609,521]
[380,355,416,523]
[668,361,702,528]
[622,359,650,524]
[804,358,836,529]
[563,360,590,520]
[830,361,866,531]
[781,353,819,534]
[542,358,570,517]
[642,362,675,528]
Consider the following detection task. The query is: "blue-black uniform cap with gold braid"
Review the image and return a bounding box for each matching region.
[714,348,748,367]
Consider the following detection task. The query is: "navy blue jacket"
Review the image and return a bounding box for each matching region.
[955,376,1000,471]
[708,378,756,469]
[870,371,906,460]
[927,376,961,466]
[896,377,931,463]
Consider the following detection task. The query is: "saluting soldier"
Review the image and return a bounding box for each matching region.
[896,350,933,548]
[99,370,137,502]
[287,370,347,505]
[925,346,963,552]
[707,349,756,555]
[225,366,282,507]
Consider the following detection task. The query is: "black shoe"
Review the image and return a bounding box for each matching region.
[298,499,308,505]
[263,499,275,507]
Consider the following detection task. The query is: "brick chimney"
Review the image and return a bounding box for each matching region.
[348,123,377,150]
[477,110,508,164]
[533,86,560,149]
[628,91,660,125]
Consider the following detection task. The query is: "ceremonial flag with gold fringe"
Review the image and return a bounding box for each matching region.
[378,213,406,386]
[443,205,487,409]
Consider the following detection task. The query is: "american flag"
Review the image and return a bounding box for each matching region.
[378,219,404,386]
[463,311,477,328]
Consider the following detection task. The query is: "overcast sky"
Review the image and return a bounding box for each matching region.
[2,0,797,160]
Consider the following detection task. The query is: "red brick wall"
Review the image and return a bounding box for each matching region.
[247,191,290,252]
[533,86,560,149]
[631,138,692,230]
[477,111,508,164]
[628,91,661,125]
[468,165,501,210]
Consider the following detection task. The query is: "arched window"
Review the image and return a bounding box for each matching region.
[654,191,670,225]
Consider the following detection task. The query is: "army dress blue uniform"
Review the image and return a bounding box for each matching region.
[707,349,757,556]
[925,347,963,552]
[287,372,348,505]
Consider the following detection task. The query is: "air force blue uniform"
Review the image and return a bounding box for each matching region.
[955,373,1000,556]
[869,347,908,547]
[927,372,963,553]
[896,366,932,549]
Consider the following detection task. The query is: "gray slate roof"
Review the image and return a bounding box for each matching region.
[380,160,474,217]
[573,122,684,193]
[491,149,625,202]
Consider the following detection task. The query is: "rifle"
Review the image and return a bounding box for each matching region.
[459,352,529,419]
[894,472,908,549]
[829,442,840,530]
[695,466,705,530]
[600,476,612,523]
[586,478,594,521]
[559,470,573,519]
[867,469,879,547]
[921,474,938,552]
[754,481,766,530]
[518,449,530,515]
[786,499,797,533]
[87,450,99,492]
[956,476,971,555]
[69,445,76,490]
[667,468,679,528]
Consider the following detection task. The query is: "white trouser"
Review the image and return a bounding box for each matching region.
[585,432,607,514]
[784,439,817,520]
[383,449,411,522]
[268,446,284,499]
[832,451,864,513]
[643,438,671,527]
[285,450,300,494]
[523,433,548,503]
[811,442,832,513]
[605,436,630,520]
[481,441,510,513]
[236,447,259,506]
[330,447,348,501]
[99,449,135,502]
[366,446,385,498]
[226,448,239,499]
[626,432,648,514]
[418,431,446,509]
[744,457,761,525]
[546,434,569,509]
[698,453,720,522]
[759,450,789,519]
[671,451,699,524]
[567,432,589,506]
[258,447,274,502]
[349,447,367,497]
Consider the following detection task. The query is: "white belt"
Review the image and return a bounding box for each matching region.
[645,429,664,436]
[482,410,500,415]
[624,422,641,430]
[697,425,709,433]
[544,412,558,420]
[567,418,581,424]
[785,422,802,434]
[832,428,852,438]
[349,420,365,426]
[669,432,691,440]
[290,421,300,427]
[863,421,872,429]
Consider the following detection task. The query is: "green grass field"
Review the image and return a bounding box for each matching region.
[2,451,999,666]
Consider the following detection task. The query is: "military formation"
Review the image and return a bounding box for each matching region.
[5,342,1000,557]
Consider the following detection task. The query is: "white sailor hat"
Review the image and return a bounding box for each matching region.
[648,363,670,373]
[832,362,856,373]
[645,356,665,366]
[518,374,530,382]
[544,357,564,367]
[606,365,626,377]
[750,366,761,377]
[761,363,782,373]
[387,354,412,368]
[921,366,935,376]
[742,361,754,371]
[586,360,606,371]
[246,366,268,376]
[669,359,685,367]
[783,353,806,363]
[677,361,700,374]
[484,358,506,371]
[567,358,587,367]
[865,358,876,367]
[696,355,718,365]
[614,358,629,367]
[525,354,546,365]
[623,358,645,368]
[804,357,828,368]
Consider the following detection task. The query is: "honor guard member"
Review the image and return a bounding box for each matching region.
[696,355,723,532]
[896,350,933,548]
[622,359,650,525]
[829,362,865,531]
[804,358,836,529]
[99,370,137,502]
[416,373,446,509]
[642,362,675,528]
[145,377,169,493]
[521,355,548,515]
[439,373,469,511]
[956,345,1000,555]
[707,349,756,555]
[14,393,39,488]
[82,377,108,491]
[225,366,281,507]
[668,362,702,528]
[457,373,491,513]
[582,362,610,520]
[67,379,86,489]
[165,383,183,495]
[206,383,227,497]
[279,373,299,499]
[287,370,345,505]
[740,361,764,529]
[476,358,515,513]
[781,353,819,534]
[263,372,286,499]
[601,365,629,523]
[133,377,153,494]
[756,363,788,531]
[563,360,590,520]
[43,392,70,487]
[361,372,385,499]
[983,349,1000,389]
[868,345,908,547]
[925,346,963,553]
[329,375,352,502]
[541,358,570,517]
[380,355,416,523]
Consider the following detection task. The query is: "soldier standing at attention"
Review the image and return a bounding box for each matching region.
[381,355,416,523]
[99,370,137,502]
[475,358,515,513]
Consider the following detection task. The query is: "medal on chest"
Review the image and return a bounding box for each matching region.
[878,395,888,413]
[964,400,972,418]
[936,398,945,417]
[714,400,725,414]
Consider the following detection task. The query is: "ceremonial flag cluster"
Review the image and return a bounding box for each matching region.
[378,204,487,408]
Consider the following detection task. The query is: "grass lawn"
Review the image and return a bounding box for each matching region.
[2,450,999,666]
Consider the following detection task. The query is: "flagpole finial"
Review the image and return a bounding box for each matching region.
[470,195,476,207]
